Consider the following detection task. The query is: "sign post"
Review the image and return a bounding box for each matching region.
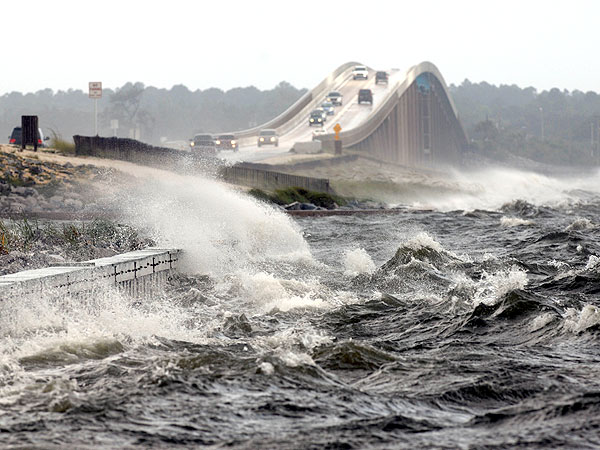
[333,123,342,155]
[110,119,119,137]
[88,82,102,135]
[333,123,342,140]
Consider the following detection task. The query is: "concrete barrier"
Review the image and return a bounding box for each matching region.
[0,248,180,301]
[220,164,332,193]
[292,141,322,154]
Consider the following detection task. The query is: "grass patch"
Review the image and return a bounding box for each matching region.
[2,174,29,187]
[49,129,76,154]
[247,188,273,203]
[248,187,347,208]
[0,219,153,256]
[0,218,40,252]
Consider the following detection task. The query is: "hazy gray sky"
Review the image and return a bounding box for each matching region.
[2,0,597,94]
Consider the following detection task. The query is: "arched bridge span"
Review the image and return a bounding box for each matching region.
[226,61,468,169]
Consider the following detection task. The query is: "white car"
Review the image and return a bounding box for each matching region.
[312,128,327,141]
[352,65,368,80]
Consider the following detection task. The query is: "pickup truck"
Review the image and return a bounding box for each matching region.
[190,134,217,155]
[352,65,369,80]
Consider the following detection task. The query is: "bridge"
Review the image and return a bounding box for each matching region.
[220,61,468,169]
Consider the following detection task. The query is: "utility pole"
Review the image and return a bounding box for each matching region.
[592,122,595,157]
[89,82,102,136]
[597,120,600,164]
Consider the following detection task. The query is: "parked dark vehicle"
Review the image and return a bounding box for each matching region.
[190,134,217,155]
[257,129,278,147]
[308,110,325,126]
[375,71,389,84]
[358,89,373,105]
[326,91,343,106]
[215,134,238,151]
[8,127,48,147]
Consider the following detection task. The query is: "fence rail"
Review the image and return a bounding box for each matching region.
[73,135,187,169]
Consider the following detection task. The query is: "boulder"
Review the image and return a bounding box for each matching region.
[14,186,36,197]
[0,181,10,195]
[285,202,318,211]
[64,198,83,210]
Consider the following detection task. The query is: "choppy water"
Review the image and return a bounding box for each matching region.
[2,167,600,448]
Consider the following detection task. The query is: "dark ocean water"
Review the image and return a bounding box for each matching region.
[2,168,600,448]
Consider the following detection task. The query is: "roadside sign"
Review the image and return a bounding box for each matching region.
[333,123,342,141]
[89,82,102,99]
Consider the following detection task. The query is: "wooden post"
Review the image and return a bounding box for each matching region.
[21,115,38,152]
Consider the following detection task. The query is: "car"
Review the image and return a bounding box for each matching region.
[321,101,335,115]
[312,128,327,141]
[375,71,389,84]
[8,127,49,147]
[352,65,369,80]
[358,89,373,105]
[308,110,325,126]
[258,129,278,147]
[315,107,328,122]
[215,134,238,151]
[190,134,217,155]
[326,91,343,106]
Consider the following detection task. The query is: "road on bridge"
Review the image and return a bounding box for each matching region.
[220,67,402,164]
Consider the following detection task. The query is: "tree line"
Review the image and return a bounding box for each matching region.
[2,78,600,166]
[0,82,306,146]
[449,80,600,165]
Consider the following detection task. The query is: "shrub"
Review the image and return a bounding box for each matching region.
[48,129,76,154]
[249,186,347,208]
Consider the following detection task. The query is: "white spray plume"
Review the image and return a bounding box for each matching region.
[118,171,312,276]
[407,166,600,212]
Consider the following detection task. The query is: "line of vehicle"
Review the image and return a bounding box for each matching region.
[280,73,357,141]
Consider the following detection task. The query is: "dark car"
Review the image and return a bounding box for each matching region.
[308,110,325,126]
[257,129,278,147]
[190,134,217,155]
[375,71,389,84]
[358,89,373,105]
[8,127,49,147]
[215,134,238,152]
[321,101,335,115]
[326,91,343,106]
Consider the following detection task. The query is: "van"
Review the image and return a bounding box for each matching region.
[358,89,373,105]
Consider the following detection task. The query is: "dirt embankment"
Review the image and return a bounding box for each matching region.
[0,144,169,218]
[0,145,158,275]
